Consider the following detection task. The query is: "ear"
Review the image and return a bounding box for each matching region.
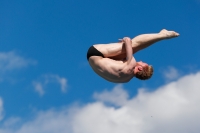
[138,66,143,71]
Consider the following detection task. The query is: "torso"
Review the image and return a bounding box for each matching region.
[89,56,136,83]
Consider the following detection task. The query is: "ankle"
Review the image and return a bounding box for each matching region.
[158,33,168,39]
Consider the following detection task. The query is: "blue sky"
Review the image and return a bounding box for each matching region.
[0,0,200,132]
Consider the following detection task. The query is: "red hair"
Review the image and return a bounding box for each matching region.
[135,65,153,80]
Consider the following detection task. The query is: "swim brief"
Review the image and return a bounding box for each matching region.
[87,46,104,60]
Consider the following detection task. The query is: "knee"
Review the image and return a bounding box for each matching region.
[131,40,139,46]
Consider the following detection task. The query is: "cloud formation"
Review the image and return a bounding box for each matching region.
[0,51,36,72]
[93,84,129,106]
[33,74,68,96]
[162,66,180,81]
[1,72,200,133]
[0,98,4,121]
[32,82,45,96]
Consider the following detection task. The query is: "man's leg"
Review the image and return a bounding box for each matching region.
[131,29,179,54]
[93,42,125,59]
[94,29,179,60]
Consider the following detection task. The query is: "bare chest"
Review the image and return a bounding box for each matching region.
[89,58,135,83]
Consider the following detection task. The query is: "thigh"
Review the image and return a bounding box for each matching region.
[109,53,126,60]
[93,42,126,58]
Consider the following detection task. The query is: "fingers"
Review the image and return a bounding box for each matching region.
[123,37,132,43]
[119,37,132,43]
[123,37,130,39]
[118,39,124,43]
[123,37,131,41]
[119,37,131,41]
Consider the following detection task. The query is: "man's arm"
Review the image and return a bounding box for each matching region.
[122,37,133,64]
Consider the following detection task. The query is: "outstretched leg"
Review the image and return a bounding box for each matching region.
[94,29,179,60]
[131,29,179,54]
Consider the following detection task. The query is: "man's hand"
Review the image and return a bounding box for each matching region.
[123,37,132,43]
[118,37,132,43]
[119,37,133,64]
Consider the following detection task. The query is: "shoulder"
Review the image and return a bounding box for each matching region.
[88,56,112,69]
[122,60,136,73]
[90,57,125,70]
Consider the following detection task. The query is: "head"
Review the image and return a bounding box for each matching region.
[134,61,153,80]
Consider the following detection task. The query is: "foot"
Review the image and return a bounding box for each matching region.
[159,29,180,39]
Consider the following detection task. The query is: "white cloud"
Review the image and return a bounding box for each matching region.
[2,72,200,133]
[32,82,45,96]
[0,98,4,121]
[15,109,74,133]
[93,84,129,106]
[0,51,36,72]
[33,74,68,96]
[56,77,67,93]
[2,117,21,127]
[162,66,180,81]
[0,107,77,133]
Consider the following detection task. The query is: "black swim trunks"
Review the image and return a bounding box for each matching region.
[87,46,104,60]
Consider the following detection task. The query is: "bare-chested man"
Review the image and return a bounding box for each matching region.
[87,29,179,83]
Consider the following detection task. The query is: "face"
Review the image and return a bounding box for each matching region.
[134,61,149,74]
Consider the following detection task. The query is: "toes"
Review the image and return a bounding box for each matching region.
[160,29,179,38]
[175,32,180,36]
[173,31,179,36]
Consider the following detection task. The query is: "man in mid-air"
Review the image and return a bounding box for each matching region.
[87,29,179,83]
